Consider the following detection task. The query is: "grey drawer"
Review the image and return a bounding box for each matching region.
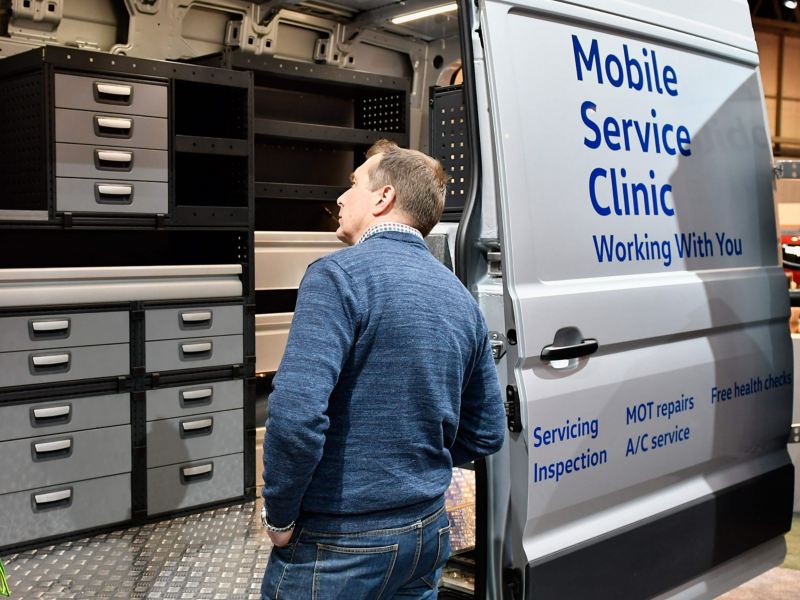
[0,424,131,495]
[0,343,129,388]
[147,380,243,422]
[56,143,168,182]
[147,453,243,515]
[56,177,168,215]
[147,409,243,468]
[145,335,243,373]
[145,305,243,341]
[0,392,129,441]
[0,473,131,548]
[55,73,167,117]
[0,310,128,353]
[55,108,168,150]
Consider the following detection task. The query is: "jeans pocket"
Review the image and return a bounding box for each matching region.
[312,542,398,600]
[421,523,451,590]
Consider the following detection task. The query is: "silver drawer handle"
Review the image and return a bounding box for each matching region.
[32,353,70,367]
[182,342,212,354]
[182,388,213,401]
[96,150,133,163]
[181,311,212,324]
[96,116,132,131]
[95,82,132,98]
[34,489,72,506]
[182,418,213,432]
[182,463,213,478]
[97,184,133,196]
[33,406,71,420]
[31,320,69,333]
[34,439,72,454]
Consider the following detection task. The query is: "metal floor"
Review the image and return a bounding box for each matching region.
[3,499,270,599]
[1,468,478,599]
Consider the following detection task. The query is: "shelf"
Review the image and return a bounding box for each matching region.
[174,136,250,156]
[255,182,345,201]
[254,118,406,148]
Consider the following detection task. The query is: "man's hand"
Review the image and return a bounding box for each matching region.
[267,528,294,548]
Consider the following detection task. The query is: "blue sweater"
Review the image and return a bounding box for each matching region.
[262,231,506,531]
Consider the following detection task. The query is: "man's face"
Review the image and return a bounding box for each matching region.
[336,154,383,245]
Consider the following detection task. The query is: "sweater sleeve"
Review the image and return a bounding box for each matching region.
[261,258,360,526]
[449,322,507,467]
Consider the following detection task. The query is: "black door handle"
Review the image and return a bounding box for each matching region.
[541,338,598,361]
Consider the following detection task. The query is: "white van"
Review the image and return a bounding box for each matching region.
[0,1,791,598]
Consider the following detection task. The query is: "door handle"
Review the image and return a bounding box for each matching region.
[541,338,598,361]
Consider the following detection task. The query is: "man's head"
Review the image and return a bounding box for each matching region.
[335,140,447,245]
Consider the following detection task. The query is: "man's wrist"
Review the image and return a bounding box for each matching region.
[261,506,295,532]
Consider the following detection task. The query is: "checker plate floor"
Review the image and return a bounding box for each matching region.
[1,478,477,599]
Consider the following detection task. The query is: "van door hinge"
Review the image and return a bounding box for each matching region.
[487,250,502,277]
[504,385,522,433]
[790,424,800,444]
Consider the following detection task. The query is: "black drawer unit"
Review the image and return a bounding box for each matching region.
[0,46,253,228]
[0,47,257,553]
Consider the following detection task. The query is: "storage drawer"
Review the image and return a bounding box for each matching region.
[145,335,243,373]
[0,392,129,441]
[55,108,168,150]
[147,452,243,515]
[146,409,243,468]
[147,379,243,422]
[0,473,131,549]
[56,178,168,215]
[145,304,243,341]
[0,343,129,388]
[55,73,167,117]
[0,310,128,353]
[56,143,168,182]
[0,424,131,495]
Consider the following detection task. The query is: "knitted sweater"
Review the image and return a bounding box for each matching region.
[261,230,506,531]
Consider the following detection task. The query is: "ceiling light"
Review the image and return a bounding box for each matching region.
[785,0,798,9]
[391,3,458,25]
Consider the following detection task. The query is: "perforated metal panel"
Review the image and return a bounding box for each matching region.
[430,85,468,215]
[356,91,406,133]
[0,72,47,212]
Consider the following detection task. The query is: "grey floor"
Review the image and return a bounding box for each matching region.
[2,500,270,599]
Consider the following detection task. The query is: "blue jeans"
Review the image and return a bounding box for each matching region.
[261,505,451,599]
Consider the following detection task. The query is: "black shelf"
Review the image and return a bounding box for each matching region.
[194,50,409,92]
[254,118,406,148]
[255,182,346,201]
[174,135,250,156]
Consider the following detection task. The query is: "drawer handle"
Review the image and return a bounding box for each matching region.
[32,405,72,423]
[96,149,133,171]
[181,388,213,402]
[31,353,70,368]
[181,311,213,325]
[33,488,72,508]
[96,183,133,205]
[181,417,213,436]
[181,463,214,481]
[95,82,132,101]
[31,320,70,333]
[95,116,133,137]
[181,342,212,355]
[34,439,72,455]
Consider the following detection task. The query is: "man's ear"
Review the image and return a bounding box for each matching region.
[372,185,397,216]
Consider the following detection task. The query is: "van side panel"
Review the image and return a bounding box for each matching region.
[478,0,792,597]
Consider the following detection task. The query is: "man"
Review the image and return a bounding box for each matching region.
[260,140,506,599]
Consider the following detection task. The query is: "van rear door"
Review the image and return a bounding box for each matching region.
[475,1,794,597]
